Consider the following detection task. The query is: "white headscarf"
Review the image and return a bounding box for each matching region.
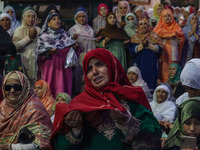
[127,66,151,98]
[0,13,15,36]
[180,58,200,90]
[150,84,176,123]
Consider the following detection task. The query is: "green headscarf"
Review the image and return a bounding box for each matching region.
[52,93,71,111]
[163,97,200,149]
[167,63,182,84]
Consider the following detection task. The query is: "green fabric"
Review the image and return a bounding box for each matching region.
[97,39,127,71]
[52,93,71,111]
[54,101,162,150]
[4,54,23,75]
[163,97,200,150]
[167,63,182,85]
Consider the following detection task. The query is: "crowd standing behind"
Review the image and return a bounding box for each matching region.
[0,1,200,149]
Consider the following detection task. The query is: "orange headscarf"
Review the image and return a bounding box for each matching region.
[153,9,184,38]
[34,80,55,116]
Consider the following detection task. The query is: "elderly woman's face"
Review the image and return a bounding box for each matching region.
[7,9,14,18]
[0,17,11,30]
[48,16,61,30]
[163,13,172,24]
[156,88,168,103]
[25,13,35,26]
[99,6,107,17]
[76,13,87,25]
[119,5,128,16]
[139,20,149,33]
[34,84,43,98]
[183,118,200,137]
[5,78,22,102]
[87,58,109,89]
[107,14,116,25]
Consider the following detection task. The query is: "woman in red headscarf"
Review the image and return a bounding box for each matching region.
[93,3,109,35]
[153,9,185,82]
[50,48,161,150]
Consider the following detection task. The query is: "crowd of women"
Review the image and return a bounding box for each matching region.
[0,0,200,149]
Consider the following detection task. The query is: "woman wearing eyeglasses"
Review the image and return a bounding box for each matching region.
[128,18,163,92]
[0,71,53,149]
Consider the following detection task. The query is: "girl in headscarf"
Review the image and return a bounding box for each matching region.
[163,97,200,150]
[133,6,144,22]
[93,3,109,35]
[51,92,71,123]
[128,18,163,91]
[153,9,185,82]
[34,80,55,117]
[150,84,176,123]
[50,48,161,150]
[124,12,137,37]
[167,63,182,95]
[127,66,151,99]
[150,3,163,28]
[181,13,200,66]
[115,0,131,28]
[0,71,53,149]
[12,9,41,87]
[37,13,79,98]
[176,58,200,106]
[0,13,15,37]
[97,12,130,70]
[3,6,20,31]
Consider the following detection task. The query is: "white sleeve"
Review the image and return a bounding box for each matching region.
[11,143,39,150]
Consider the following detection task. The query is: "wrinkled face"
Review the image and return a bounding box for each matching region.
[34,84,43,98]
[157,5,163,15]
[119,5,128,16]
[0,17,11,30]
[127,71,138,84]
[127,16,135,22]
[48,15,61,30]
[169,66,176,78]
[99,6,107,17]
[107,14,116,25]
[135,9,143,18]
[25,13,35,26]
[183,118,200,138]
[5,78,22,103]
[163,13,172,24]
[190,15,198,26]
[76,13,87,25]
[156,88,168,103]
[55,97,66,105]
[7,9,14,18]
[86,58,109,89]
[138,20,149,33]
[183,85,200,98]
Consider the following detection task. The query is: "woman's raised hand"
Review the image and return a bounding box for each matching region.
[65,110,83,128]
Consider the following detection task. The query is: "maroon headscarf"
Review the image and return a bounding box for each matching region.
[50,48,151,149]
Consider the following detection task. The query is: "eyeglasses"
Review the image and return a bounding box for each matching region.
[5,84,22,91]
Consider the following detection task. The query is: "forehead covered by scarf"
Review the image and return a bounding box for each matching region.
[0,13,12,21]
[83,48,131,88]
[118,0,130,11]
[98,3,109,16]
[180,58,200,90]
[153,4,163,18]
[125,12,137,22]
[161,9,174,24]
[47,13,59,23]
[3,6,16,20]
[22,9,37,26]
[74,7,88,22]
[2,71,30,105]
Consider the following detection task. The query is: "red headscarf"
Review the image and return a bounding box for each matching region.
[50,48,151,148]
[98,3,109,16]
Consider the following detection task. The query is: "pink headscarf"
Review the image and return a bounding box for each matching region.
[98,3,109,16]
